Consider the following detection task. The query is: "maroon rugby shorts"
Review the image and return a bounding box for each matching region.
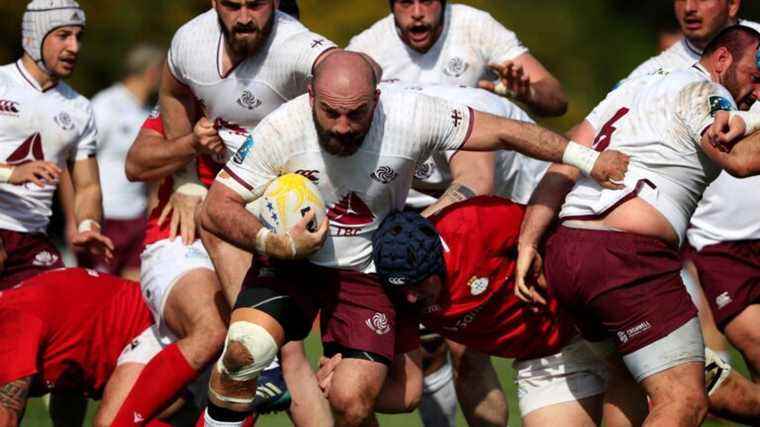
[544,226,697,354]
[77,216,146,274]
[691,240,760,331]
[0,229,64,290]
[238,261,419,363]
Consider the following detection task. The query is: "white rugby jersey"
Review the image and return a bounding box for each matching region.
[382,83,548,208]
[0,61,97,233]
[627,20,760,80]
[624,19,760,248]
[168,9,336,136]
[217,89,473,272]
[91,84,149,219]
[348,4,528,86]
[561,66,734,246]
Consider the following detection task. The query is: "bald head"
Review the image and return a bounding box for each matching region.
[309,50,381,157]
[312,50,378,98]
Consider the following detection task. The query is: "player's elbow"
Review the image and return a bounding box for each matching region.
[533,79,568,117]
[723,158,753,178]
[124,155,145,182]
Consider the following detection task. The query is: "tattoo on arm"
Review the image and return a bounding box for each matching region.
[441,183,476,204]
[0,377,31,417]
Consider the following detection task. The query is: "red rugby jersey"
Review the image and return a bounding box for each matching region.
[424,196,575,360]
[0,268,152,398]
[142,114,222,245]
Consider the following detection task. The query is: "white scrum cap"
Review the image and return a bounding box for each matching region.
[22,0,86,72]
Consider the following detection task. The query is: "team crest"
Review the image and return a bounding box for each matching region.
[32,251,59,267]
[232,136,254,164]
[468,276,489,296]
[236,90,263,110]
[708,96,733,117]
[54,112,75,131]
[370,166,398,184]
[415,161,434,180]
[365,312,391,335]
[443,56,469,78]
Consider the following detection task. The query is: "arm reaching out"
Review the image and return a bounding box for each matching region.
[0,377,31,427]
[461,110,629,189]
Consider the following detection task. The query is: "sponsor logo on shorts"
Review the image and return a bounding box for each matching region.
[716,292,733,309]
[443,56,469,78]
[365,312,391,335]
[54,112,75,131]
[32,251,59,267]
[236,89,263,110]
[370,166,398,184]
[0,99,20,116]
[468,276,489,296]
[617,320,652,344]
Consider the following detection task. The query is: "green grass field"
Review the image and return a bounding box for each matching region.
[21,333,751,426]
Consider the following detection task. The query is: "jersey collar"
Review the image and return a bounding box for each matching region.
[683,38,703,57]
[15,60,57,93]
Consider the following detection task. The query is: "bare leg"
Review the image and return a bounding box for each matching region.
[724,304,760,381]
[682,263,730,358]
[281,341,333,426]
[447,340,508,427]
[523,396,602,427]
[602,353,648,427]
[640,362,708,427]
[328,358,389,427]
[709,369,760,424]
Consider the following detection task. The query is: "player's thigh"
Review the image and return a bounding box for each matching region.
[95,362,144,426]
[200,224,252,305]
[724,305,760,361]
[163,267,229,338]
[522,397,601,427]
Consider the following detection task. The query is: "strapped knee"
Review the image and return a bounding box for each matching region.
[704,347,731,396]
[216,322,278,382]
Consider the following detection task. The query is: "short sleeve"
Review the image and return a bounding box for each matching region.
[414,95,474,161]
[216,119,287,202]
[477,12,529,64]
[0,310,44,385]
[283,31,337,96]
[681,81,736,141]
[167,33,188,86]
[73,107,98,161]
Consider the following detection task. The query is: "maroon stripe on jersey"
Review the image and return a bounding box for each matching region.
[458,106,476,150]
[561,179,657,222]
[222,166,254,191]
[15,62,57,93]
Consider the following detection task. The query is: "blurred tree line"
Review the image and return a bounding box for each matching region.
[1,1,758,130]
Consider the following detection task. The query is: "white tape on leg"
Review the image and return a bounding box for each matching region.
[216,322,279,382]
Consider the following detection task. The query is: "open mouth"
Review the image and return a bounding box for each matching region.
[683,17,702,31]
[407,24,431,43]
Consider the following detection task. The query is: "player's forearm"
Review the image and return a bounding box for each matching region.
[0,377,31,427]
[200,191,261,252]
[726,131,760,178]
[525,77,568,117]
[57,170,78,230]
[125,132,197,182]
[497,121,568,164]
[518,164,578,249]
[421,182,481,218]
[73,181,103,224]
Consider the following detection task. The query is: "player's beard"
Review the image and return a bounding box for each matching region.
[723,62,753,110]
[219,15,273,58]
[313,111,367,157]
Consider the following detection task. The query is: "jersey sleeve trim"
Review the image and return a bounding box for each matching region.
[460,106,476,149]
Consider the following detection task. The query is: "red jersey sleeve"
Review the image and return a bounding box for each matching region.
[141,112,165,136]
[0,310,44,385]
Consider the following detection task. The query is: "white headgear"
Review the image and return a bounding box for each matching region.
[22,0,86,73]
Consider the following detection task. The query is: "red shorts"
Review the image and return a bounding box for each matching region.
[77,217,146,274]
[0,229,64,290]
[691,240,760,331]
[238,261,419,364]
[544,226,697,354]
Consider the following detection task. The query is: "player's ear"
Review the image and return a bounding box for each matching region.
[714,46,733,75]
[728,0,741,20]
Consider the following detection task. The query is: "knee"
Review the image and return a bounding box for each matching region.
[185,322,228,364]
[218,322,278,381]
[329,388,375,427]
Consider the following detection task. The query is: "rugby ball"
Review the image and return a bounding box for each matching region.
[258,173,326,234]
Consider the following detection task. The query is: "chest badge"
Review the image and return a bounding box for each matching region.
[54,112,75,131]
[468,276,489,296]
[236,89,263,110]
[443,56,469,78]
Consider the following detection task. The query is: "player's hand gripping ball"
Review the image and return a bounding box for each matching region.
[259,173,327,234]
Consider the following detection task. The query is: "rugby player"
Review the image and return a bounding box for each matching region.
[350,198,760,426]
[198,50,627,427]
[625,0,760,384]
[348,0,567,117]
[0,268,160,427]
[389,82,549,427]
[0,0,113,289]
[115,1,338,424]
[76,44,164,281]
[516,26,760,426]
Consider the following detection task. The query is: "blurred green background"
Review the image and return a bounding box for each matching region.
[2,0,758,425]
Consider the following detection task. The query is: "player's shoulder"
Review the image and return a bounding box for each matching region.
[271,10,312,41]
[53,81,94,115]
[174,8,218,41]
[169,9,218,63]
[449,3,500,32]
[433,196,521,234]
[347,13,394,50]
